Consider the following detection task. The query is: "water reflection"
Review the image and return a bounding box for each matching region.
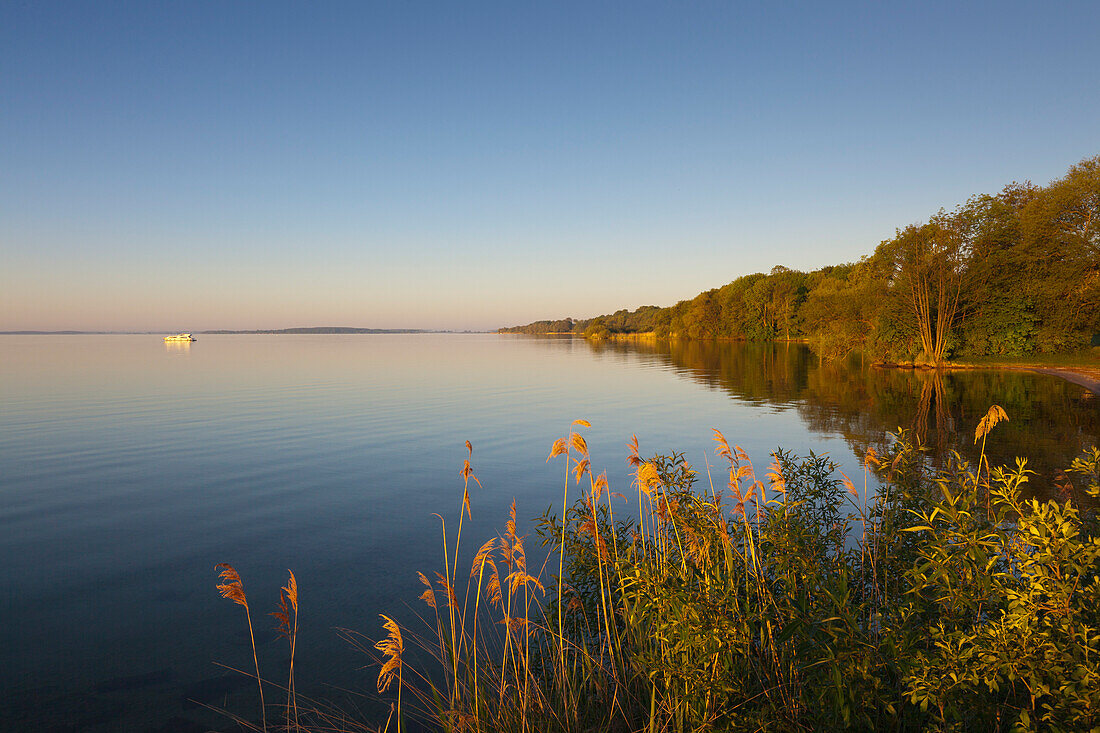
[582,338,1098,496]
[164,340,191,354]
[912,370,950,452]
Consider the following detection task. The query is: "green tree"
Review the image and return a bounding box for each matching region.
[876,216,971,364]
[682,290,720,338]
[767,266,808,341]
[1019,155,1100,350]
[583,318,610,340]
[498,153,1100,357]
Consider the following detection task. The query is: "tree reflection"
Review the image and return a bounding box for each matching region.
[579,337,1099,497]
[913,370,949,456]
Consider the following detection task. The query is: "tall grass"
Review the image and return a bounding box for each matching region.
[215,411,1100,732]
[214,567,309,733]
[216,563,267,733]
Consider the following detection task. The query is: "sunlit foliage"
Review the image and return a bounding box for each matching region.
[501,154,1100,361]
[354,420,1100,732]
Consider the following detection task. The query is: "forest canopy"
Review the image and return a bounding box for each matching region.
[499,155,1100,362]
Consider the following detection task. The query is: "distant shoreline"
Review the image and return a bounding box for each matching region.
[1,328,489,335]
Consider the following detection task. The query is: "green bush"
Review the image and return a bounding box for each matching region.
[365,423,1100,732]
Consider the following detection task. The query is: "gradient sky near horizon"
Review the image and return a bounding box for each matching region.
[3,1,1099,332]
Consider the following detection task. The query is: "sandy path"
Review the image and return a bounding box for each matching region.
[1029,367,1100,396]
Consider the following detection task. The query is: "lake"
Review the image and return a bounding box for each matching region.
[1,334,1096,731]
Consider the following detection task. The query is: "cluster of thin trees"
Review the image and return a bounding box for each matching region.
[501,155,1100,362]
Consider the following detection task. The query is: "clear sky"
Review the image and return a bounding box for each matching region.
[2,1,1098,332]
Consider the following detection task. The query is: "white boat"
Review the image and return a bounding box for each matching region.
[163,333,196,342]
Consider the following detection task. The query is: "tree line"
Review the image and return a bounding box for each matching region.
[500,155,1100,363]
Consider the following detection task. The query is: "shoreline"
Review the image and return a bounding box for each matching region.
[1025,367,1100,396]
[874,361,1100,396]
[498,332,1100,395]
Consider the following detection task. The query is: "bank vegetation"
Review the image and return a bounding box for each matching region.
[501,155,1100,365]
[218,412,1100,731]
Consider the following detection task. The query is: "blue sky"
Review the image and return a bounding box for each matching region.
[2,1,1098,331]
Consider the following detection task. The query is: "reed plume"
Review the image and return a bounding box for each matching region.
[375,614,404,691]
[627,434,642,467]
[215,563,267,733]
[974,404,1008,444]
[376,614,404,732]
[271,570,300,731]
[548,419,591,694]
[975,405,1009,516]
[418,571,437,609]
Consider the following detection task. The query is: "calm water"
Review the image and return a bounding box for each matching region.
[2,334,1096,730]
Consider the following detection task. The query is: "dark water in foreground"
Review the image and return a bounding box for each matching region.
[1,334,1096,730]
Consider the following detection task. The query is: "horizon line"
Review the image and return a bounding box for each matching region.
[0,327,496,335]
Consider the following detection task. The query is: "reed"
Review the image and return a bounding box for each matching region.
[375,614,403,732]
[213,408,1100,732]
[369,412,1098,731]
[975,404,1009,517]
[271,570,300,732]
[215,563,267,733]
